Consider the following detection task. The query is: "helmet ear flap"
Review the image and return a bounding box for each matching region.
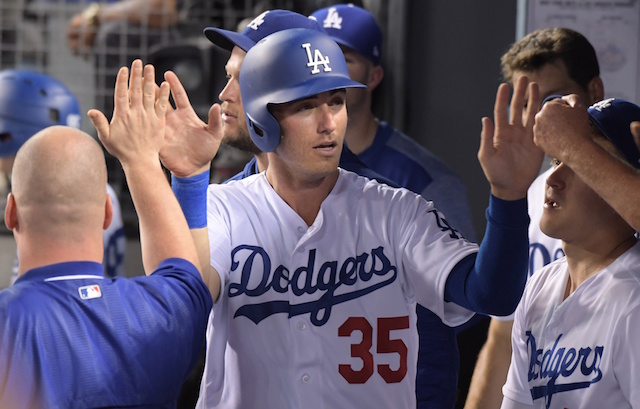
[245,111,281,153]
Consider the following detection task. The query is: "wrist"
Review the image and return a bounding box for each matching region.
[172,169,210,229]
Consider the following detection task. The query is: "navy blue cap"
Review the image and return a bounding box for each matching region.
[204,9,326,52]
[310,4,382,65]
[588,98,640,169]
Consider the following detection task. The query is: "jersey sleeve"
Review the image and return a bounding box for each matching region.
[206,184,233,290]
[396,192,478,327]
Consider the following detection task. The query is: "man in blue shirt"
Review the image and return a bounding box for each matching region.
[0,62,212,408]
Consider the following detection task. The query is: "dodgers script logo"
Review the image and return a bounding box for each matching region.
[526,331,604,409]
[228,245,397,326]
[302,43,332,74]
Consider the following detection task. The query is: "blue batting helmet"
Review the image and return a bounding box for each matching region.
[0,70,81,157]
[239,28,366,152]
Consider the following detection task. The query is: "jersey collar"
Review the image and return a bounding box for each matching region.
[14,261,104,285]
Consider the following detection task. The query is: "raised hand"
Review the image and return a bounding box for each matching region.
[89,59,170,168]
[159,70,224,178]
[478,76,543,200]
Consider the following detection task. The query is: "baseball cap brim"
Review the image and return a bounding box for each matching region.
[204,27,256,52]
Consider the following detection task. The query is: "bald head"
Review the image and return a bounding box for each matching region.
[11,126,108,238]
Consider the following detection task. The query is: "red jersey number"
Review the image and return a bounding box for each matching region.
[338,316,410,384]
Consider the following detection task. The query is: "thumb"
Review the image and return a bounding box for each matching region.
[207,103,222,131]
[87,109,110,144]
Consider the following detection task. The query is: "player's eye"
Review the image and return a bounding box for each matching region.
[550,158,562,167]
[329,96,345,107]
[295,102,313,112]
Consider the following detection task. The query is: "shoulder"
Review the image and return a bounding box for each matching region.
[523,258,566,300]
[209,172,264,198]
[335,169,433,218]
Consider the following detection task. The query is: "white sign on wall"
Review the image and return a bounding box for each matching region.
[518,0,640,103]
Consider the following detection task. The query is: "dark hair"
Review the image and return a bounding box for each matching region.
[501,27,600,91]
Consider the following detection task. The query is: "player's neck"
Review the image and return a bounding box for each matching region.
[265,167,339,227]
[255,152,269,173]
[563,235,637,297]
[344,110,378,155]
[15,230,104,277]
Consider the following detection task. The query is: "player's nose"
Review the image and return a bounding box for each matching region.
[316,104,337,134]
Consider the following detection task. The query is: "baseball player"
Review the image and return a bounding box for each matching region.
[0,69,126,283]
[0,61,212,408]
[501,97,640,409]
[465,28,605,409]
[309,5,479,407]
[155,25,543,408]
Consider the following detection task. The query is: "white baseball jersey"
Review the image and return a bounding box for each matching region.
[197,169,478,409]
[502,241,640,408]
[494,168,564,321]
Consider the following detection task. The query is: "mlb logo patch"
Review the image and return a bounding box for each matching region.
[78,285,102,300]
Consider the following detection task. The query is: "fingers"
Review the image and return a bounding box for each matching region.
[509,76,528,125]
[523,82,540,128]
[563,94,583,108]
[87,109,110,145]
[129,59,144,108]
[143,64,156,111]
[155,81,171,118]
[165,70,192,109]
[113,66,130,119]
[493,83,511,132]
[478,116,495,158]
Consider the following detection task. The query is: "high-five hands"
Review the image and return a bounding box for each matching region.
[89,59,169,169]
[158,70,225,178]
[478,76,543,200]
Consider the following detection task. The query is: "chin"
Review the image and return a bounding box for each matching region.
[539,222,563,240]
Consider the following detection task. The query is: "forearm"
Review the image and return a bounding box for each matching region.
[464,319,514,409]
[563,139,640,231]
[98,0,178,28]
[445,195,529,315]
[122,159,200,275]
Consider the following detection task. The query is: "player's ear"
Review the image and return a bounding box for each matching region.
[4,192,17,230]
[587,76,604,103]
[367,65,384,92]
[103,194,113,230]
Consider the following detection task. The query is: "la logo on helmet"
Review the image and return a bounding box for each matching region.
[302,43,332,74]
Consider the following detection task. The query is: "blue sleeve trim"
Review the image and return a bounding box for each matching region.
[171,170,209,229]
